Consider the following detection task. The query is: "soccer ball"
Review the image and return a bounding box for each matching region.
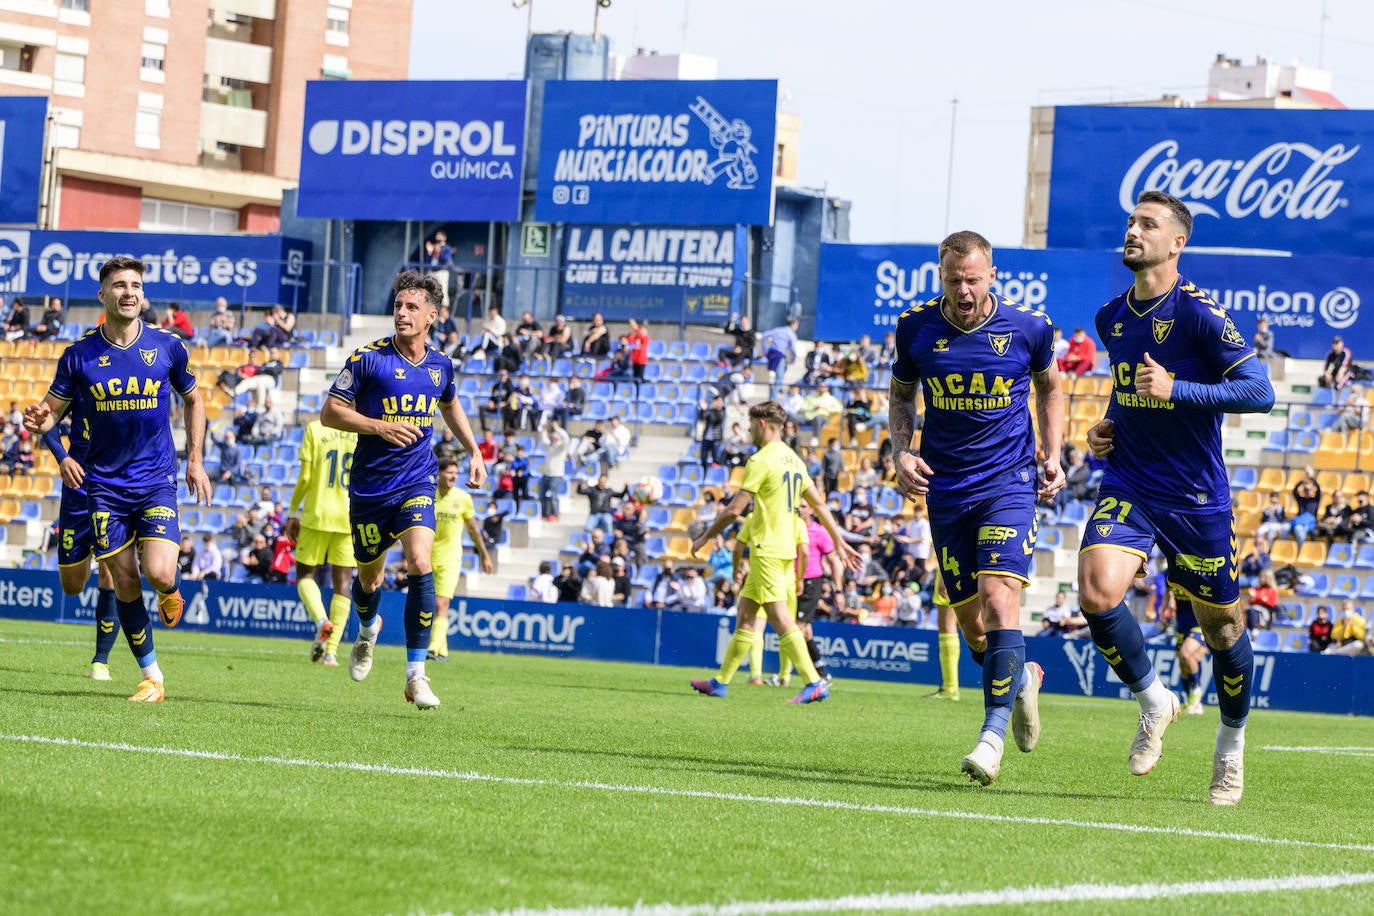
[631,475,664,504]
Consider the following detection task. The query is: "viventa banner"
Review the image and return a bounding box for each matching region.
[536,79,778,226]
[1047,106,1372,257]
[297,80,526,220]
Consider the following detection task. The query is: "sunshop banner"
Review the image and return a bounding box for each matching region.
[298,80,526,220]
[0,96,45,224]
[1047,106,1374,257]
[816,242,1373,359]
[560,224,745,322]
[536,79,777,225]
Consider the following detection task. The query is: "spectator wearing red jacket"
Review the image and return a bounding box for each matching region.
[161,302,194,340]
[627,318,650,383]
[1061,326,1097,376]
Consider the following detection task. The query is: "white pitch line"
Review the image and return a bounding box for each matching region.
[466,872,1374,916]
[7,733,1374,855]
[0,636,299,657]
[1264,745,1374,755]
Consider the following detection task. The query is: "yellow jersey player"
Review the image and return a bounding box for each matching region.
[734,512,807,687]
[285,419,358,667]
[428,457,493,661]
[690,400,859,704]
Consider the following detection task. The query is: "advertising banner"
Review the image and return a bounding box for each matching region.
[560,224,744,322]
[1047,106,1374,257]
[0,96,46,224]
[6,567,1367,717]
[297,80,526,220]
[536,79,777,226]
[816,242,1373,359]
[0,230,311,305]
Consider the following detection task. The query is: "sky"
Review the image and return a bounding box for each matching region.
[409,0,1374,247]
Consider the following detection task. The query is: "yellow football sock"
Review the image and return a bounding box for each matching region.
[718,627,755,684]
[939,632,961,693]
[780,657,793,682]
[429,609,449,656]
[779,629,820,684]
[324,593,351,655]
[298,578,326,624]
[749,627,764,680]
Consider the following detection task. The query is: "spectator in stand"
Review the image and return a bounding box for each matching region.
[820,438,844,495]
[4,296,28,341]
[718,313,756,368]
[1331,390,1366,444]
[481,501,508,551]
[1252,316,1275,360]
[893,583,923,627]
[202,297,237,348]
[803,342,836,388]
[615,503,649,567]
[188,534,223,581]
[626,318,651,386]
[507,375,538,431]
[675,567,708,612]
[1308,605,1334,652]
[1291,470,1322,546]
[480,369,514,432]
[600,336,633,380]
[1244,568,1279,631]
[530,560,558,603]
[1061,326,1098,376]
[1056,447,1096,513]
[213,428,254,486]
[843,388,874,445]
[579,312,611,359]
[495,333,524,373]
[513,310,542,362]
[698,393,726,468]
[646,559,681,609]
[1349,491,1374,544]
[594,415,632,471]
[868,585,896,625]
[161,302,194,340]
[576,529,607,577]
[837,345,870,391]
[1320,335,1355,391]
[32,298,63,341]
[707,534,733,587]
[1255,492,1288,545]
[227,511,255,551]
[1051,326,1069,370]
[509,445,531,510]
[688,493,721,541]
[801,386,843,444]
[247,304,295,351]
[175,536,196,577]
[542,314,573,359]
[240,532,275,583]
[538,419,571,522]
[780,385,806,426]
[429,303,458,350]
[1317,490,1353,542]
[721,422,751,469]
[217,347,283,409]
[1237,534,1271,588]
[474,306,508,355]
[537,380,567,428]
[758,317,800,399]
[553,562,582,602]
[1323,599,1369,655]
[580,560,615,607]
[904,502,934,574]
[853,455,878,490]
[11,437,34,475]
[610,555,631,605]
[781,418,802,453]
[563,375,586,423]
[475,428,499,470]
[572,419,605,474]
[432,428,461,463]
[577,474,622,536]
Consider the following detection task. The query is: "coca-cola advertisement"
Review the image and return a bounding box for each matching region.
[1047,106,1371,257]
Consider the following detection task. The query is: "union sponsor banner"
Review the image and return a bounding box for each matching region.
[297,80,526,220]
[1047,106,1374,257]
[816,241,1372,359]
[536,80,777,226]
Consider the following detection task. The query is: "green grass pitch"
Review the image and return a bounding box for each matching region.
[2,619,1373,915]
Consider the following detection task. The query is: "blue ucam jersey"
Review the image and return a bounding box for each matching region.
[891,292,1053,504]
[48,324,195,491]
[327,336,457,501]
[1096,275,1257,514]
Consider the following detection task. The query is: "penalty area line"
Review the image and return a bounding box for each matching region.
[467,871,1374,916]
[5,733,1374,855]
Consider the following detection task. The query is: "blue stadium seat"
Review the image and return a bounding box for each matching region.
[1058,501,1089,526]
[1361,575,1374,600]
[58,322,83,341]
[1229,467,1257,491]
[229,563,249,582]
[642,363,664,382]
[0,526,6,544]
[662,363,686,382]
[1327,542,1356,568]
[1252,630,1280,652]
[16,501,41,522]
[1289,409,1315,430]
[647,506,672,529]
[634,563,660,588]
[204,510,228,533]
[277,445,299,464]
[1296,573,1329,597]
[574,360,596,378]
[183,509,204,532]
[552,359,573,378]
[1354,544,1374,569]
[22,552,41,569]
[506,583,528,601]
[288,350,310,369]
[873,487,903,517]
[458,377,482,396]
[679,404,699,425]
[1036,527,1063,551]
[43,554,59,571]
[1330,573,1361,599]
[644,535,668,558]
[672,482,700,506]
[704,465,727,488]
[1316,410,1340,430]
[647,341,668,359]
[679,464,704,485]
[285,426,306,446]
[295,329,317,347]
[635,402,656,422]
[1284,633,1309,652]
[684,364,709,383]
[657,465,680,483]
[212,484,237,506]
[689,342,714,362]
[316,330,339,348]
[591,381,614,400]
[1261,430,1288,452]
[638,383,659,401]
[1310,387,1335,406]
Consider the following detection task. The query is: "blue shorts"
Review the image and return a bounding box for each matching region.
[57,484,94,568]
[350,487,436,566]
[1174,599,1208,649]
[1079,485,1239,607]
[86,482,181,561]
[927,489,1037,609]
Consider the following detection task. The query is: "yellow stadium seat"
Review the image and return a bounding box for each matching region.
[1233,509,1260,537]
[1269,539,1296,565]
[728,466,745,489]
[1297,540,1328,567]
[1283,468,1307,491]
[1255,467,1286,494]
[666,536,694,560]
[1316,470,1342,495]
[1344,473,1372,497]
[1233,489,1265,512]
[669,508,696,532]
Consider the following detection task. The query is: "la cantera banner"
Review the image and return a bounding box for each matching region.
[297,80,526,221]
[1047,106,1372,258]
[816,241,1370,359]
[536,79,778,226]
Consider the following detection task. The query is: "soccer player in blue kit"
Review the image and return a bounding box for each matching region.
[889,230,1066,786]
[322,270,486,710]
[41,392,122,681]
[1077,191,1273,805]
[25,256,210,702]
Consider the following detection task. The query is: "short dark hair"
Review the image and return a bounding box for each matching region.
[437,457,459,473]
[938,230,993,265]
[749,400,786,428]
[99,256,145,285]
[392,269,444,308]
[1136,190,1193,240]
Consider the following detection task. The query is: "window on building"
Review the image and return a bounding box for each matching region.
[140,198,239,234]
[0,44,36,73]
[326,5,349,34]
[60,0,90,10]
[135,104,161,149]
[145,0,170,16]
[53,52,85,85]
[141,42,164,71]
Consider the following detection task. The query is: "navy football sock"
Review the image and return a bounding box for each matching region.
[1179,669,1198,695]
[404,571,436,664]
[92,587,120,665]
[352,578,381,628]
[1212,629,1254,728]
[979,628,1024,741]
[117,596,156,667]
[1084,601,1157,691]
